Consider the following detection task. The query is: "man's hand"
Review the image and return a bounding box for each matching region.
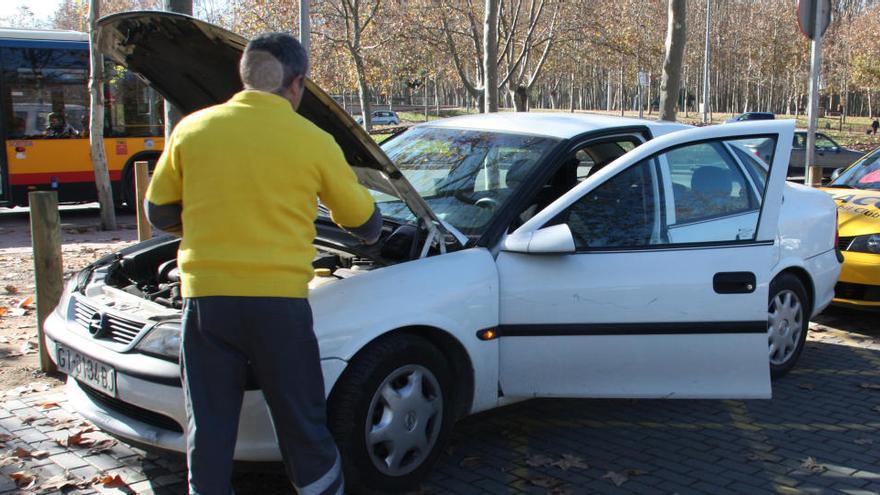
[344,205,382,245]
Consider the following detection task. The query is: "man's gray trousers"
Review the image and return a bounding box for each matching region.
[181,296,343,495]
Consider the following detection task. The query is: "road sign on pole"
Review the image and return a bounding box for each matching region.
[801,0,830,187]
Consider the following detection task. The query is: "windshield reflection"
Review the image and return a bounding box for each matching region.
[376,127,559,238]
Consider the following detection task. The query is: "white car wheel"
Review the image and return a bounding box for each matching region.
[768,273,809,377]
[328,334,453,493]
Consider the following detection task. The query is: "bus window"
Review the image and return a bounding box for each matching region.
[1,46,89,139]
[105,63,164,138]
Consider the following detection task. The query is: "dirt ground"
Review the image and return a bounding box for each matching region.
[0,206,138,393]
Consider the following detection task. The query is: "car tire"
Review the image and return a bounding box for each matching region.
[120,156,158,212]
[328,334,453,494]
[768,273,809,378]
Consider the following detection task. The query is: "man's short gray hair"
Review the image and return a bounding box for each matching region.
[239,33,309,94]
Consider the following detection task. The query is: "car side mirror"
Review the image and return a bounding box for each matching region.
[830,168,842,181]
[503,224,576,254]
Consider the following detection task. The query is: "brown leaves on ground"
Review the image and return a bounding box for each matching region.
[550,454,589,471]
[55,429,98,448]
[12,447,49,459]
[1,381,54,398]
[458,456,482,468]
[10,470,37,489]
[37,400,60,410]
[860,383,880,391]
[87,439,118,455]
[746,451,778,462]
[801,456,827,473]
[4,285,19,295]
[854,438,874,445]
[602,469,645,487]
[0,307,7,317]
[525,453,554,467]
[92,473,130,489]
[798,383,816,391]
[16,296,34,309]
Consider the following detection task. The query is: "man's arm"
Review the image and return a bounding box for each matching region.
[318,138,383,245]
[146,134,184,236]
[145,200,182,236]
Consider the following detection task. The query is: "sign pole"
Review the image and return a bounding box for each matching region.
[804,0,829,186]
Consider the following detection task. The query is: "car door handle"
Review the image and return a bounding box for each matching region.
[713,272,756,294]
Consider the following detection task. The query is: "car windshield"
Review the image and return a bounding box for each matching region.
[831,150,880,190]
[375,126,560,238]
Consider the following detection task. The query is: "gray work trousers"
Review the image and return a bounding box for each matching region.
[181,296,343,495]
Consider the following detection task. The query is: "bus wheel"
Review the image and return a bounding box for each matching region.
[121,156,158,212]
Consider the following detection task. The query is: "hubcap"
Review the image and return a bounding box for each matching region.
[365,365,443,477]
[768,289,803,366]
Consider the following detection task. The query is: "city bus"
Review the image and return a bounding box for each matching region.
[0,27,164,208]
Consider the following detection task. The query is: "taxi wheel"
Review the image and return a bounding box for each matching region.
[328,334,454,494]
[768,273,809,378]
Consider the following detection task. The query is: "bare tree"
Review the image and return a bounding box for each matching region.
[88,0,116,230]
[317,0,383,130]
[483,0,499,112]
[164,0,193,137]
[659,0,686,121]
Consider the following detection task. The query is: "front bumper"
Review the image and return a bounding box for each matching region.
[834,251,880,309]
[44,309,349,461]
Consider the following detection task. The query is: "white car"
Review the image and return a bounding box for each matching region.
[356,110,400,126]
[46,12,842,493]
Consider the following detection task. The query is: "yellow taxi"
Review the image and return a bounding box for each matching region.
[821,147,880,309]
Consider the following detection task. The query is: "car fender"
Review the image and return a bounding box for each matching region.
[309,247,501,414]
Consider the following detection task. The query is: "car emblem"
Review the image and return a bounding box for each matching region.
[88,312,106,338]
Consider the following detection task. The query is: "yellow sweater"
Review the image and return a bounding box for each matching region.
[146,90,375,298]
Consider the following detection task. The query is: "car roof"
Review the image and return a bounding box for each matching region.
[421,112,689,140]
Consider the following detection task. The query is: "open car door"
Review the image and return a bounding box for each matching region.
[496,120,794,399]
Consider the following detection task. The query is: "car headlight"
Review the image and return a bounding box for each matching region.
[135,323,181,362]
[53,278,76,319]
[849,234,880,254]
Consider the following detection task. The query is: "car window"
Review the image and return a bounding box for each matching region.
[565,160,659,249]
[573,139,640,182]
[560,137,773,250]
[664,142,758,225]
[816,134,836,149]
[793,134,805,148]
[832,149,880,190]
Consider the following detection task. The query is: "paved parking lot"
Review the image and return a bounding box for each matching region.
[0,307,878,494]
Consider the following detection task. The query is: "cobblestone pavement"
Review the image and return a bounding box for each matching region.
[0,308,878,494]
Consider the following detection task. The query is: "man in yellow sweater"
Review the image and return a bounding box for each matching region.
[146,33,380,495]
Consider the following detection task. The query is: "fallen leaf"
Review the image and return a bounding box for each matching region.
[458,456,482,468]
[22,415,43,425]
[0,456,22,467]
[56,431,96,448]
[0,433,13,442]
[39,473,83,492]
[11,447,48,460]
[801,457,826,473]
[799,383,816,391]
[38,401,60,410]
[873,405,880,413]
[16,296,34,309]
[860,383,880,391]
[10,470,37,489]
[525,453,554,467]
[4,285,18,295]
[96,474,129,489]
[854,438,874,445]
[87,439,117,455]
[525,473,561,488]
[603,471,629,487]
[746,451,777,462]
[550,454,589,471]
[0,307,7,317]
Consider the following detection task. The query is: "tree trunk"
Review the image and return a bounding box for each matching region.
[88,0,116,230]
[352,52,371,130]
[483,0,499,113]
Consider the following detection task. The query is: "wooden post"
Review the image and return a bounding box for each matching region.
[134,161,151,242]
[29,191,62,373]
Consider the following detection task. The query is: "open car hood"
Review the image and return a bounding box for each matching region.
[96,11,442,233]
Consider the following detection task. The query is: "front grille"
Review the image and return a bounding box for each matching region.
[72,298,98,329]
[70,297,148,345]
[838,236,854,251]
[835,282,880,302]
[78,382,183,433]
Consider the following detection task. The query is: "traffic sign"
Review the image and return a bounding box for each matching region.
[798,0,831,40]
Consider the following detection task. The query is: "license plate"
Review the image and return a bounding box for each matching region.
[56,344,117,397]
